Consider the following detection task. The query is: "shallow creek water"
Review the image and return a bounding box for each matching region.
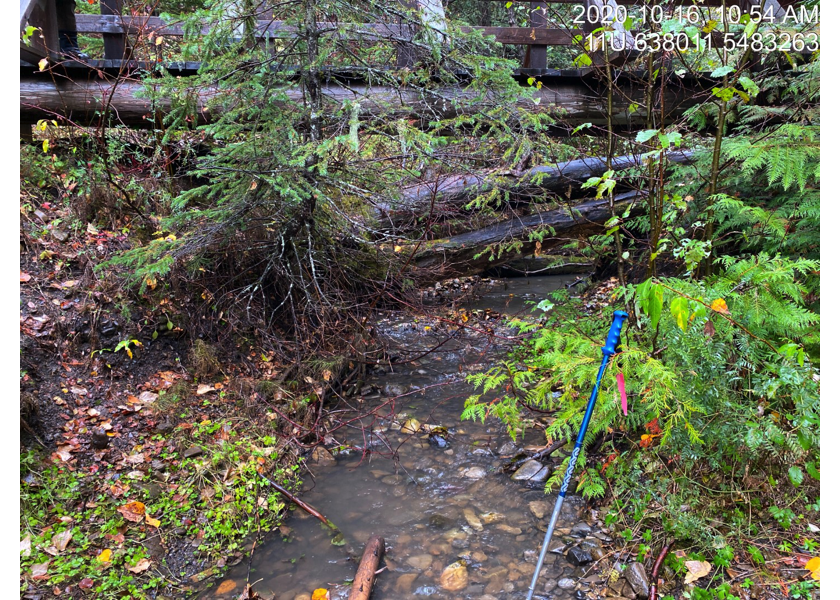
[205,276,605,600]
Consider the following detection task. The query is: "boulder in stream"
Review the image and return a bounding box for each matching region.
[395,573,419,593]
[566,545,593,566]
[407,554,433,569]
[529,500,549,519]
[400,418,422,434]
[463,508,484,531]
[309,446,335,464]
[557,577,577,589]
[440,560,469,592]
[461,466,487,479]
[511,459,550,484]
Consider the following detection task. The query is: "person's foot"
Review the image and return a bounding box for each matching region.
[58,30,89,60]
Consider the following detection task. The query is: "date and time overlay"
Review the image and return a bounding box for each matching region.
[566,3,820,54]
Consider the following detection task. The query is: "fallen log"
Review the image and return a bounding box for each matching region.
[411,190,643,279]
[348,535,386,600]
[20,73,693,128]
[381,151,693,230]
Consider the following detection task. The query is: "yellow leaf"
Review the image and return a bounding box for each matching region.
[155,36,164,46]
[145,514,161,528]
[806,556,820,580]
[97,548,112,563]
[38,58,48,71]
[126,347,133,359]
[42,139,49,153]
[394,246,402,253]
[710,298,729,314]
[312,589,330,600]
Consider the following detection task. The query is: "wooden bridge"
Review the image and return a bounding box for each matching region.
[20,0,800,133]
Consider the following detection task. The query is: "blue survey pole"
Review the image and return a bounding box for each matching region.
[525,310,629,600]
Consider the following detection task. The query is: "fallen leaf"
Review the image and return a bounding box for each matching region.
[96,548,112,564]
[31,561,50,580]
[196,384,214,395]
[126,558,151,573]
[704,319,716,338]
[78,578,94,589]
[55,446,74,462]
[145,514,161,528]
[125,453,145,465]
[312,589,330,600]
[20,271,32,282]
[805,556,820,580]
[20,535,31,557]
[117,501,146,523]
[110,481,130,497]
[52,529,73,552]
[138,391,158,404]
[216,580,238,595]
[710,298,729,314]
[684,560,712,584]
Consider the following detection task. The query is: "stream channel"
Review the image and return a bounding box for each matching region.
[205,276,614,600]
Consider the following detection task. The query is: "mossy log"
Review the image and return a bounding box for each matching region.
[411,190,643,280]
[380,151,692,231]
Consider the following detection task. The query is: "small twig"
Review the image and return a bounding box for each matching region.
[649,539,672,600]
[259,472,339,532]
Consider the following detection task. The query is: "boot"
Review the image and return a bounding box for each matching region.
[58,30,89,59]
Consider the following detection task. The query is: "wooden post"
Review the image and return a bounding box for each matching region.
[524,1,547,71]
[20,0,59,62]
[101,0,128,61]
[348,535,385,600]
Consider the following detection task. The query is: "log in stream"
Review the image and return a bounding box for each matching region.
[347,535,386,600]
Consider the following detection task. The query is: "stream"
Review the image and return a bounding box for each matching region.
[203,276,615,600]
